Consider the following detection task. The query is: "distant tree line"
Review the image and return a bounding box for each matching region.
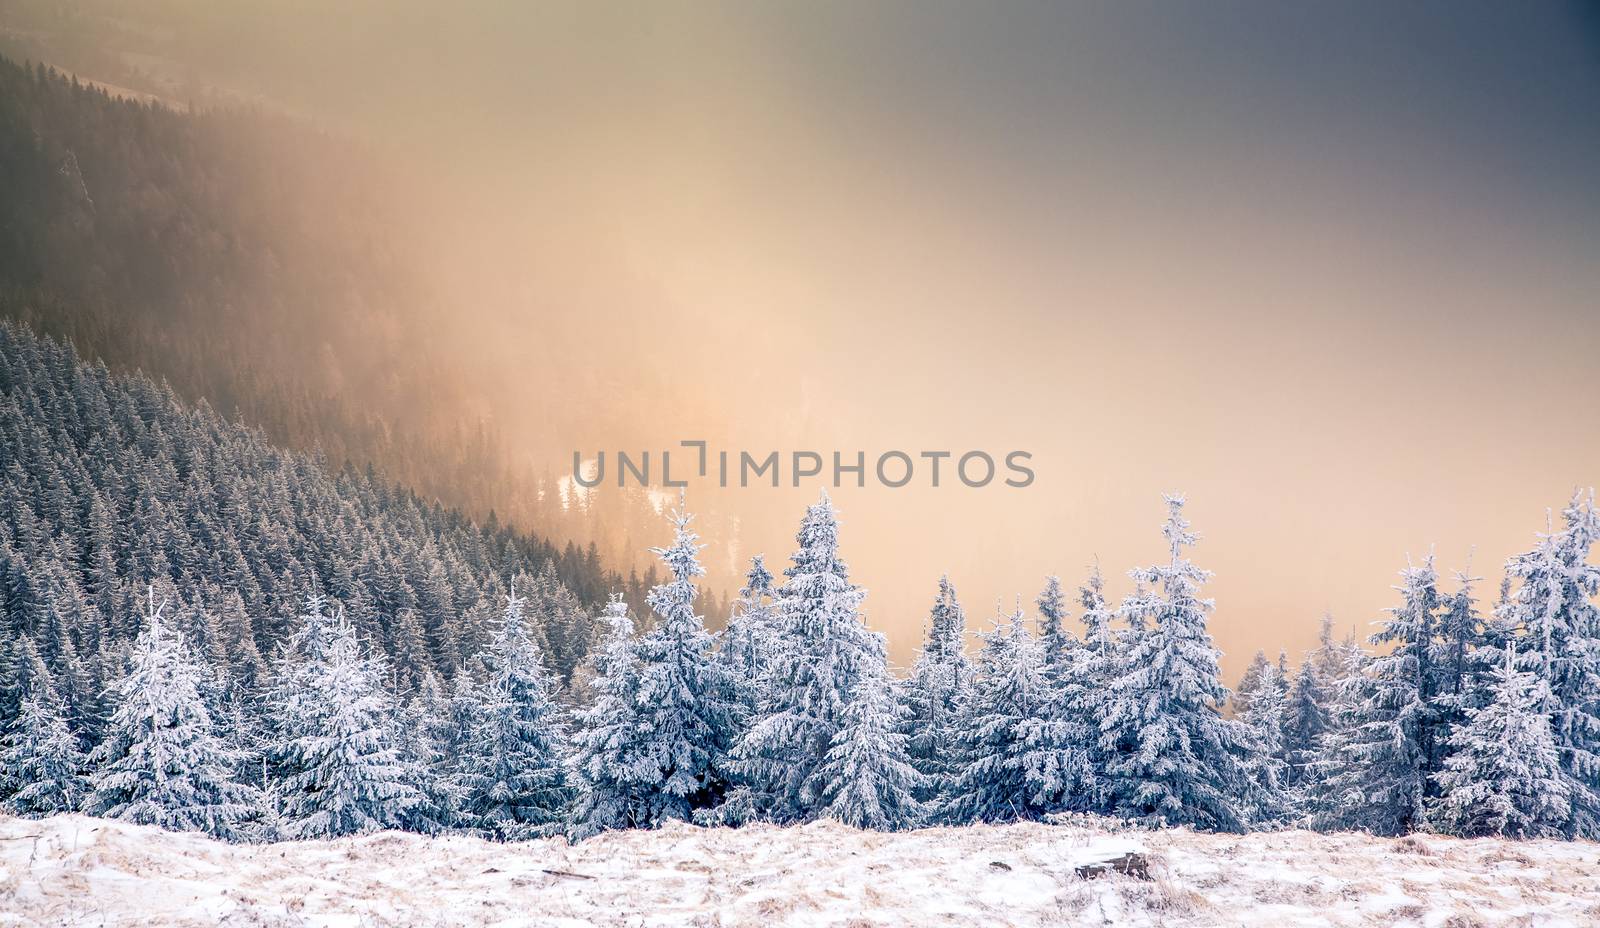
[2,320,1595,843]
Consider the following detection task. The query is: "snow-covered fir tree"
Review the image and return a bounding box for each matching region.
[946,602,1053,824]
[1432,567,1485,718]
[1035,576,1074,695]
[459,589,569,839]
[1281,649,1329,794]
[1021,576,1098,815]
[1073,564,1117,810]
[1097,494,1252,832]
[731,491,880,823]
[1430,645,1570,838]
[85,591,257,840]
[901,575,973,810]
[1313,557,1442,836]
[388,608,432,697]
[718,555,780,723]
[268,607,421,839]
[2,682,87,816]
[1239,659,1289,826]
[446,666,486,751]
[579,503,738,829]
[1233,650,1274,716]
[1302,637,1370,827]
[818,659,925,830]
[0,635,55,796]
[1499,491,1600,838]
[401,669,464,833]
[567,594,655,836]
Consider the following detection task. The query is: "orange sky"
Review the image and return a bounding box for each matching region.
[15,1,1599,679]
[419,3,1600,677]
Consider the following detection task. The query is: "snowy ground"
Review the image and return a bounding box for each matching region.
[2,814,1598,927]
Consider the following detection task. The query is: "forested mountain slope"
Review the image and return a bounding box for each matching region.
[0,321,610,740]
[0,56,445,488]
[0,55,726,613]
[0,55,630,555]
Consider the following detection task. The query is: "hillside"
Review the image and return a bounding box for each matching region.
[0,54,651,566]
[0,321,616,729]
[0,54,722,608]
[2,813,1596,927]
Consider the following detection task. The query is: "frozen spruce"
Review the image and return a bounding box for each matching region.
[268,608,420,839]
[718,555,781,723]
[2,682,88,816]
[1313,557,1441,836]
[1430,645,1570,838]
[0,634,55,797]
[1233,650,1274,717]
[401,669,465,833]
[818,662,925,830]
[1431,567,1489,731]
[568,594,655,835]
[1281,651,1329,793]
[1024,576,1098,815]
[1499,491,1600,838]
[460,590,569,839]
[1034,575,1076,696]
[1097,494,1252,832]
[1238,658,1290,826]
[1073,564,1118,810]
[946,602,1052,824]
[901,575,973,810]
[86,592,258,840]
[571,504,737,832]
[731,491,880,823]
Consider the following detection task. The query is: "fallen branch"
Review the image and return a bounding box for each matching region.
[541,868,597,880]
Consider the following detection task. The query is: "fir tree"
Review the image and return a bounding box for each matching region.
[568,593,654,835]
[0,634,52,746]
[731,492,880,823]
[1432,567,1484,711]
[721,555,777,678]
[389,607,432,696]
[269,608,421,839]
[1239,661,1289,827]
[401,669,464,833]
[604,508,742,825]
[947,603,1053,823]
[1313,557,1441,835]
[1233,650,1273,716]
[1022,576,1099,816]
[86,591,257,839]
[818,662,925,830]
[1075,564,1117,810]
[1430,645,1570,838]
[2,684,88,816]
[1035,575,1072,693]
[718,555,779,723]
[901,575,973,810]
[1281,654,1328,793]
[1098,494,1251,832]
[1500,491,1600,838]
[460,589,568,839]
